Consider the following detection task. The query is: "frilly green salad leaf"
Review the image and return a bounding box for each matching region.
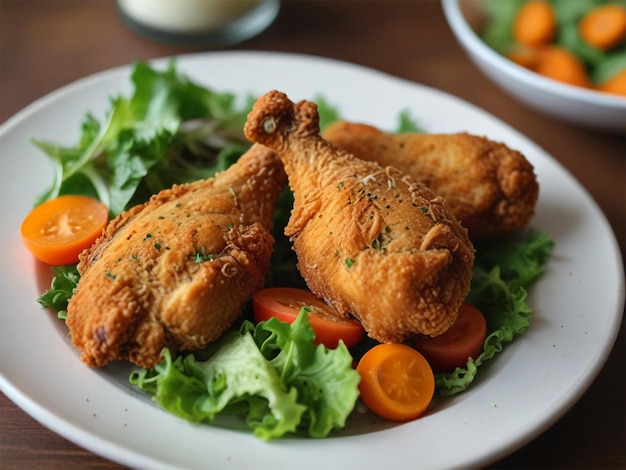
[36,265,80,320]
[435,230,554,396]
[32,60,253,217]
[130,310,360,440]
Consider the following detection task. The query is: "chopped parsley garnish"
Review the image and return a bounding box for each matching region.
[194,251,215,263]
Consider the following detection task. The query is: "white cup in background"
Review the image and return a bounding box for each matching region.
[117,0,280,47]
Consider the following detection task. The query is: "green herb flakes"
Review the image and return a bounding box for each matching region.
[194,251,215,263]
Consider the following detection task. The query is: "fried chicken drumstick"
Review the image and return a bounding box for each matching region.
[66,144,286,368]
[244,91,474,343]
[323,121,539,240]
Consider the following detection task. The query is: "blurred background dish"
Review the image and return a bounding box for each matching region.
[442,0,626,132]
[116,0,280,47]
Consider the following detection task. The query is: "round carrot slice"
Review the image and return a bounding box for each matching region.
[21,195,109,265]
[356,343,435,421]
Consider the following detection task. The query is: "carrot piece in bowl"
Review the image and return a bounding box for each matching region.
[579,4,626,51]
[534,46,592,88]
[598,69,626,96]
[513,0,556,48]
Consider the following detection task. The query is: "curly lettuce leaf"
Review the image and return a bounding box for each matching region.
[471,229,554,291]
[130,336,305,440]
[36,265,80,320]
[290,340,361,437]
[130,311,360,439]
[32,60,252,217]
[245,311,361,437]
[435,230,554,396]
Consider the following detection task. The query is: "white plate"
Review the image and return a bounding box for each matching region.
[0,51,623,470]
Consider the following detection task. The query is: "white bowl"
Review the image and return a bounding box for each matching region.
[442,0,626,133]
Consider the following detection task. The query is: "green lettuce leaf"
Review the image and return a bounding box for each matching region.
[435,230,554,396]
[245,311,361,437]
[36,265,80,320]
[32,60,252,217]
[130,336,305,440]
[130,311,360,439]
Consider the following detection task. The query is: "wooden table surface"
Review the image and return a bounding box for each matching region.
[1,1,624,468]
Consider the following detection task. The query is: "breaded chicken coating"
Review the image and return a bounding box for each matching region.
[323,121,539,240]
[244,91,474,343]
[66,144,287,368]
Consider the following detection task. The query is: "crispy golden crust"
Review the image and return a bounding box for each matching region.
[323,121,539,240]
[244,91,474,342]
[66,144,287,368]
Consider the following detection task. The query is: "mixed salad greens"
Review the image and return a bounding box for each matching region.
[35,60,553,438]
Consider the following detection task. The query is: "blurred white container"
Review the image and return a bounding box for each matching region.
[442,0,626,133]
[117,0,280,47]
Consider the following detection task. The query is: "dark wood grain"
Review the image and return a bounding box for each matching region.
[1,1,624,468]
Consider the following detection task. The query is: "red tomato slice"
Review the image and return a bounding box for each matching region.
[413,303,487,372]
[252,287,365,348]
[21,195,109,266]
